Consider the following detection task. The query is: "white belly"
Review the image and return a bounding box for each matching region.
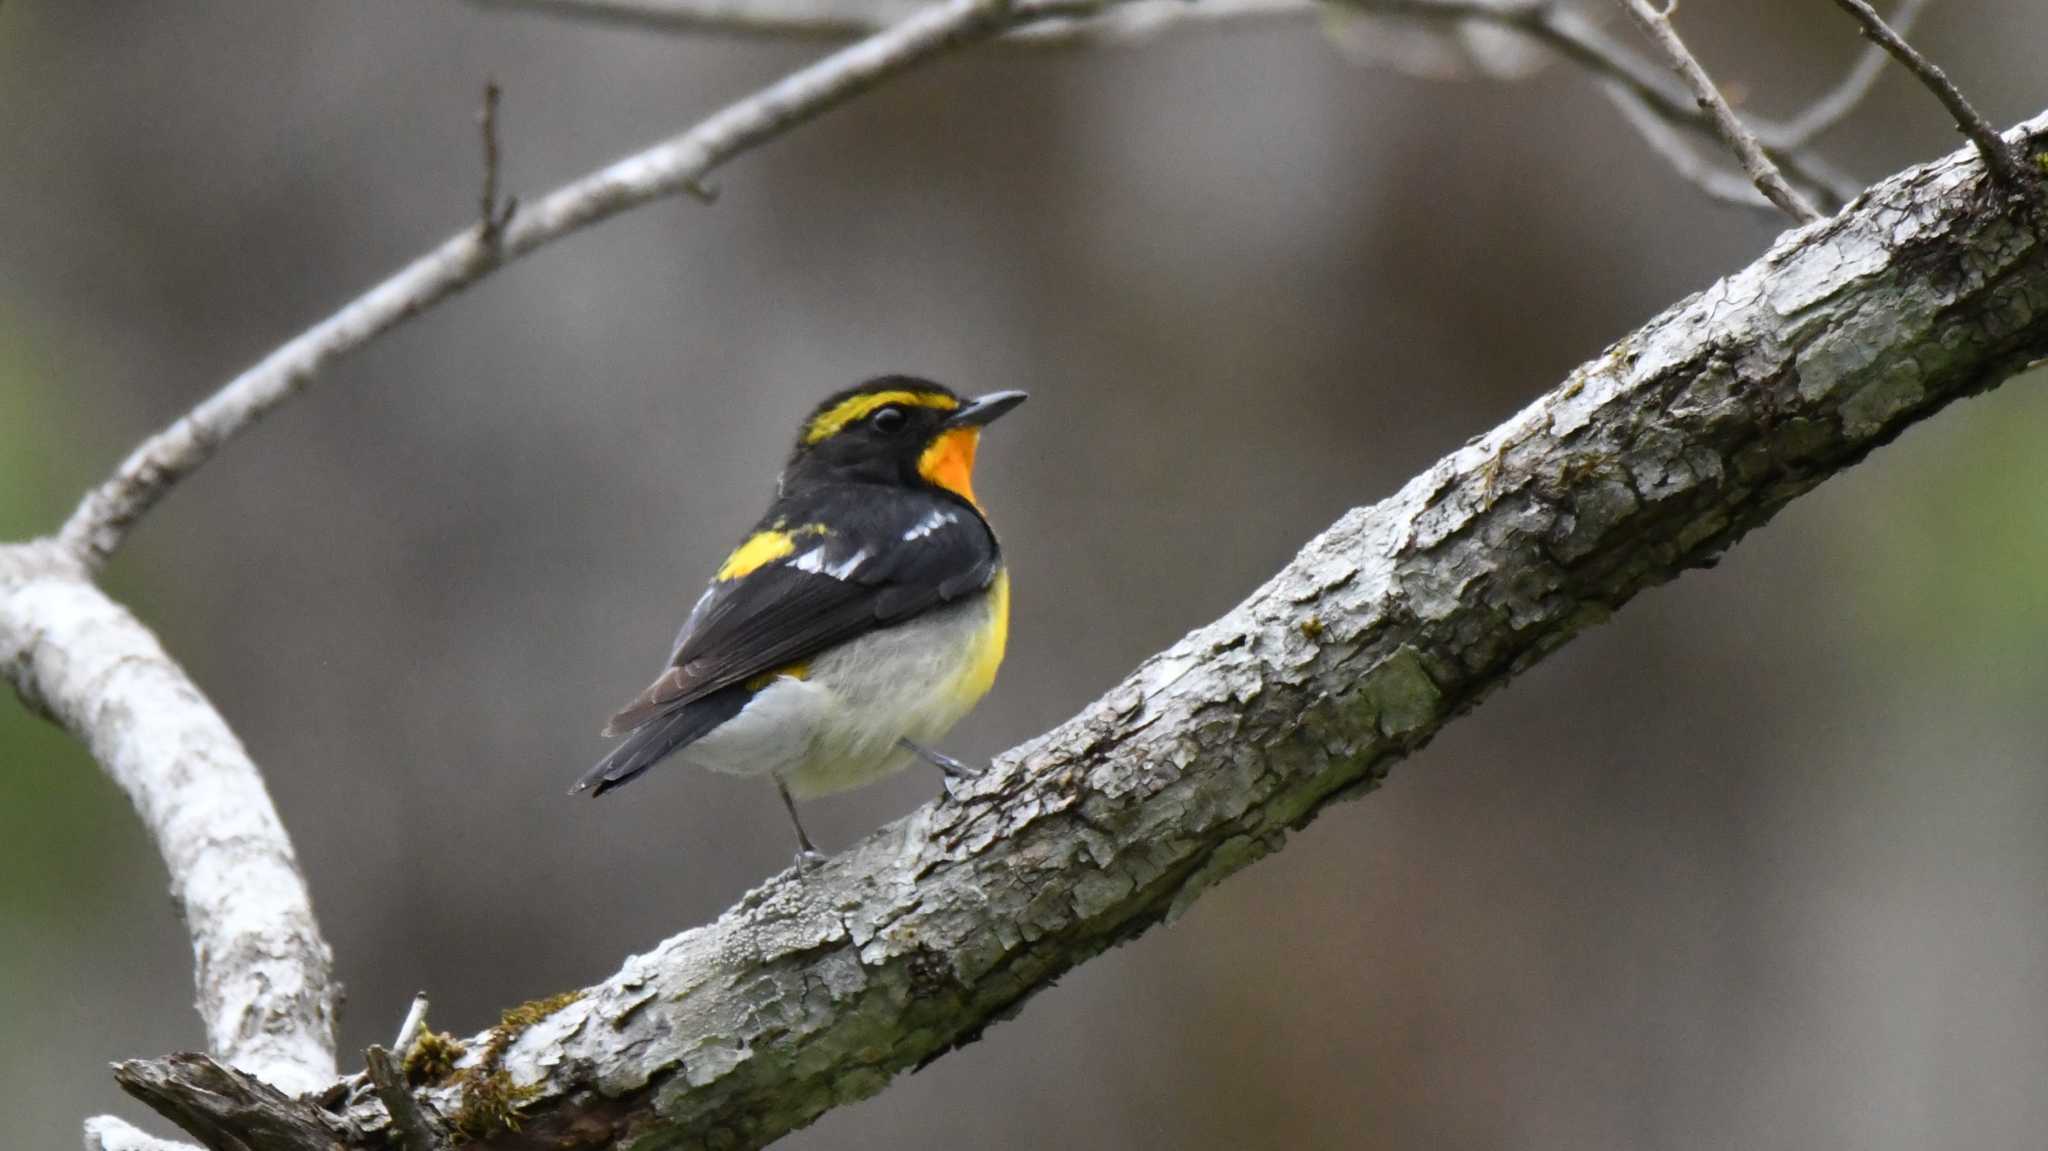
[677,576,1008,799]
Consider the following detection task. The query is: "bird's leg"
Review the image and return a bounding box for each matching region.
[899,737,982,779]
[776,776,827,871]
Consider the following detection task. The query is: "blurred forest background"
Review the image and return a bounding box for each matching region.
[6,2,2048,1148]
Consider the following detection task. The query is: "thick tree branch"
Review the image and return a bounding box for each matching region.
[117,112,2048,1151]
[0,542,339,1095]
[82,1116,201,1151]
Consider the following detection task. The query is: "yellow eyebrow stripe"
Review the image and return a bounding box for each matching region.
[803,390,959,444]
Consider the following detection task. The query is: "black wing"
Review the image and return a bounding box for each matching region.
[604,486,997,737]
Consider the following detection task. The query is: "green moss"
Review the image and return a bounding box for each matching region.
[494,989,585,1038]
[445,989,586,1141]
[402,1029,467,1085]
[450,1068,543,1140]
[1297,615,1324,641]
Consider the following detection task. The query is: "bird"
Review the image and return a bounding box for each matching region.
[571,376,1027,868]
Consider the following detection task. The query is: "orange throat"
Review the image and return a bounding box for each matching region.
[918,427,983,508]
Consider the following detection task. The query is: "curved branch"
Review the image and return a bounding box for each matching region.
[116,111,2048,1151]
[471,0,1309,42]
[481,0,1864,205]
[54,0,1022,574]
[0,543,338,1096]
[55,0,1886,579]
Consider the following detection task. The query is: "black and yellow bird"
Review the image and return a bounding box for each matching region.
[571,377,1026,865]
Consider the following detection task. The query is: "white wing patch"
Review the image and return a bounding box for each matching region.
[902,508,959,542]
[791,545,870,580]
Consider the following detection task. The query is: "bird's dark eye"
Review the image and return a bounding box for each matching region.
[871,406,908,435]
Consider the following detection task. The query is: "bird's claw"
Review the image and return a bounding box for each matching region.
[901,737,983,779]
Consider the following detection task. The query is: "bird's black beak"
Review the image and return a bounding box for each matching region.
[945,390,1028,428]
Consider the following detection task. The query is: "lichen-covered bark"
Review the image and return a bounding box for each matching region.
[118,116,2048,1151]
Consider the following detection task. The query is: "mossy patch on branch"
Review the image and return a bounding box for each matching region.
[447,989,586,1141]
[492,990,585,1041]
[402,1029,467,1085]
[450,1068,543,1140]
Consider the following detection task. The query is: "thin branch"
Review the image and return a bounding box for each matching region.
[470,0,929,38]
[54,0,1017,574]
[478,79,516,241]
[1431,0,1855,207]
[114,108,2048,1151]
[1827,0,2031,195]
[364,1046,444,1151]
[470,0,1311,43]
[0,542,340,1096]
[476,0,1862,206]
[1617,0,1822,223]
[1778,0,1925,147]
[51,0,1890,577]
[1602,80,1776,214]
[392,993,432,1056]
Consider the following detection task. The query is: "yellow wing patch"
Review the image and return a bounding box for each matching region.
[804,390,959,444]
[715,524,829,581]
[716,530,796,581]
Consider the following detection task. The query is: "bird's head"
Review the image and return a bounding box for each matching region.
[784,375,1027,508]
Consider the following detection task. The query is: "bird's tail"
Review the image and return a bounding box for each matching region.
[569,686,748,797]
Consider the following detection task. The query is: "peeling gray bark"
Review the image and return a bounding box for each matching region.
[113,115,2048,1151]
[0,542,340,1098]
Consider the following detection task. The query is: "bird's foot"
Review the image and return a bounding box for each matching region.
[792,847,829,873]
[900,737,983,779]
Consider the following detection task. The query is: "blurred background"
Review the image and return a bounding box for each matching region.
[6,1,2048,1147]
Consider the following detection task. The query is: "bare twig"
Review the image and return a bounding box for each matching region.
[475,0,1861,207]
[48,0,1885,581]
[1827,0,2030,195]
[54,0,1016,573]
[364,1046,443,1151]
[1617,0,1822,224]
[110,109,2048,1151]
[392,993,432,1056]
[1779,0,1925,147]
[478,79,516,240]
[1602,81,1775,214]
[470,0,928,38]
[470,0,1312,43]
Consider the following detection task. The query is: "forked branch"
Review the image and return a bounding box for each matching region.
[1828,0,2034,197]
[53,0,1021,574]
[1618,0,1822,223]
